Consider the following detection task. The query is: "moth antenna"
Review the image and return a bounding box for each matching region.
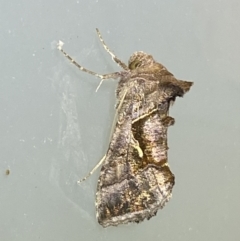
[96,28,129,71]
[57,40,105,79]
[57,40,120,91]
[77,155,106,184]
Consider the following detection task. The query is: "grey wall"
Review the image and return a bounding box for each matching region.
[1,1,240,240]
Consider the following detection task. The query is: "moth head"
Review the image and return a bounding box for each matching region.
[128,51,155,70]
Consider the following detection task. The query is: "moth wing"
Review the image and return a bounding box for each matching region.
[96,78,175,227]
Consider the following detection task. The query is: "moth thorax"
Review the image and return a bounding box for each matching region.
[128,51,155,70]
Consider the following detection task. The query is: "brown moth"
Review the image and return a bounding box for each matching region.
[58,29,193,227]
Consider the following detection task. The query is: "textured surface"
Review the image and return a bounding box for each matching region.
[1,0,240,240]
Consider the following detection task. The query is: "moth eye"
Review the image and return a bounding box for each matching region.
[129,60,141,70]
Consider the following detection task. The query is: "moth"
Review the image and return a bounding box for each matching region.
[58,29,193,227]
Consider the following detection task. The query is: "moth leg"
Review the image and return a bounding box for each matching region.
[57,41,120,91]
[96,28,129,71]
[116,89,128,113]
[130,132,143,158]
[77,154,106,184]
[109,88,129,141]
